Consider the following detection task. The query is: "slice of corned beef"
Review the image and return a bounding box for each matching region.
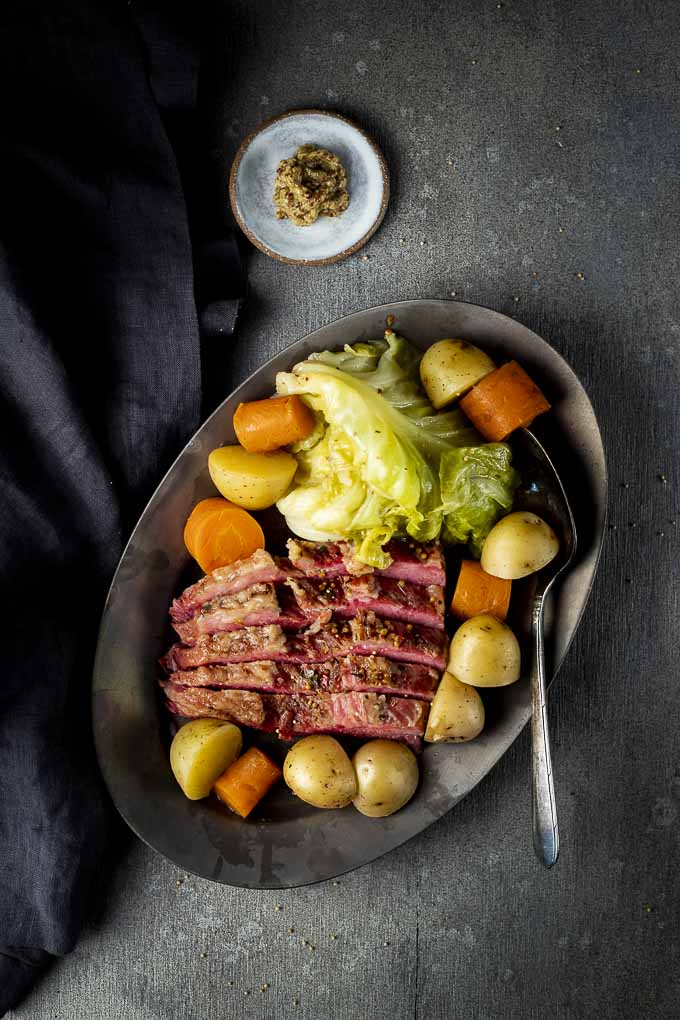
[161,611,447,672]
[287,538,446,587]
[282,612,447,670]
[285,574,444,629]
[161,624,288,672]
[348,612,447,669]
[161,624,341,672]
[286,539,372,578]
[162,684,427,750]
[270,691,427,750]
[164,655,439,701]
[170,549,290,623]
[374,577,444,625]
[337,655,440,701]
[380,540,446,587]
[161,683,267,728]
[172,583,310,644]
[166,662,280,690]
[165,661,340,694]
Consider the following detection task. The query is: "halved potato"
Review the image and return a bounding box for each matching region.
[447,614,521,688]
[420,339,496,409]
[208,445,297,510]
[352,740,419,817]
[425,671,485,743]
[284,735,357,809]
[170,719,243,800]
[481,511,559,579]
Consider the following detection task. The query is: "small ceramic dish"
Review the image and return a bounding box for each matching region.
[229,108,390,266]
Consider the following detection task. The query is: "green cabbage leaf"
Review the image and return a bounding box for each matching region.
[440,444,520,557]
[276,332,519,566]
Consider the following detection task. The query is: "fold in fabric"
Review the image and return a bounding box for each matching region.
[0,951,53,1015]
[0,2,240,1012]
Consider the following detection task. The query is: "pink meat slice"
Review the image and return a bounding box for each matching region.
[269,691,427,750]
[286,539,373,578]
[170,540,445,628]
[162,684,427,751]
[338,655,440,700]
[172,583,311,644]
[161,611,447,672]
[165,654,440,701]
[160,624,289,672]
[347,612,447,669]
[163,685,267,728]
[286,574,445,629]
[287,538,446,587]
[380,540,446,586]
[170,549,292,623]
[165,661,336,693]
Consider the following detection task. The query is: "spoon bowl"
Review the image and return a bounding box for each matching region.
[511,428,577,588]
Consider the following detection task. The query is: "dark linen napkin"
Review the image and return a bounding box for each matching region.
[0,2,241,1011]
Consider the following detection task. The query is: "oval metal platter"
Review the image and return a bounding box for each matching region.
[93,299,607,888]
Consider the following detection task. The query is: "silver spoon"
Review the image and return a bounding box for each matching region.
[511,428,577,868]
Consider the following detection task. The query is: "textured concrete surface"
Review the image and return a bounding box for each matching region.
[11,0,680,1017]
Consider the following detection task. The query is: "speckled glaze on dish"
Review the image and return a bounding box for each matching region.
[229,109,389,265]
[92,300,607,889]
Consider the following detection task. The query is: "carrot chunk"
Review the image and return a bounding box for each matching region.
[450,559,512,621]
[459,361,550,441]
[233,395,316,453]
[183,498,229,557]
[213,747,282,818]
[183,498,264,574]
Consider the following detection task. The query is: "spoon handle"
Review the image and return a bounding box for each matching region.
[530,594,559,867]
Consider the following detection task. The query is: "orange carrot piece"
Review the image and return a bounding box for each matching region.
[183,498,231,558]
[233,395,315,453]
[195,509,264,574]
[213,747,282,818]
[183,498,264,573]
[451,560,512,621]
[459,361,551,442]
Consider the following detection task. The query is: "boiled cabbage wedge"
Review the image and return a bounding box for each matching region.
[275,331,519,567]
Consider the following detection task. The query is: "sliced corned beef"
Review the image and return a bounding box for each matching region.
[172,583,311,644]
[170,539,445,628]
[337,655,440,700]
[286,574,444,629]
[162,684,427,750]
[287,537,446,587]
[163,685,267,728]
[380,540,446,587]
[286,539,372,577]
[161,624,288,672]
[162,611,446,672]
[269,690,427,750]
[347,612,447,669]
[170,549,291,623]
[162,540,448,758]
[164,655,439,701]
[165,661,338,694]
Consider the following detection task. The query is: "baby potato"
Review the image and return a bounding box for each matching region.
[481,511,559,579]
[352,740,419,817]
[420,339,496,409]
[170,719,243,800]
[448,614,521,688]
[208,445,297,510]
[425,671,485,743]
[284,735,357,809]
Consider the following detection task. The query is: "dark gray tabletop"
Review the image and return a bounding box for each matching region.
[11,1,680,1017]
